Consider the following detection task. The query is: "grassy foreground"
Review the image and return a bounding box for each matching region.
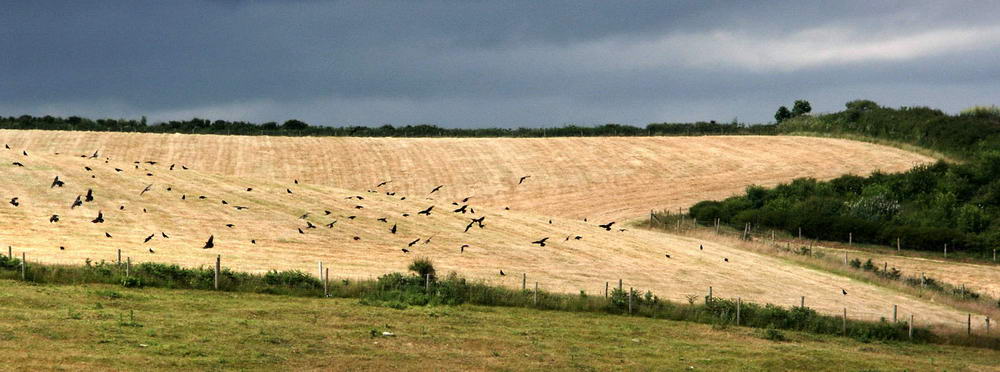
[1,280,998,371]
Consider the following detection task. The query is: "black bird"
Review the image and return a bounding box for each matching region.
[306,221,316,229]
[286,189,293,194]
[91,211,104,223]
[377,217,388,223]
[119,205,125,210]
[49,215,60,223]
[144,234,154,243]
[181,165,188,170]
[353,236,361,241]
[355,205,364,209]
[472,216,486,228]
[460,244,469,253]
[504,206,510,210]
[71,195,83,209]
[166,187,171,191]
[142,208,147,213]
[145,161,157,165]
[3,144,8,149]
[699,244,703,251]
[246,188,253,192]
[401,213,410,217]
[226,224,235,228]
[203,235,215,249]
[499,270,505,276]
[407,238,420,247]
[251,239,256,244]
[148,248,155,254]
[234,206,248,210]
[22,150,27,156]
[161,232,169,238]
[298,228,305,234]
[531,237,549,247]
[84,166,92,171]
[723,258,729,262]
[170,164,175,170]
[598,222,616,231]
[518,175,530,184]
[84,189,94,202]
[842,289,847,296]
[429,185,443,194]
[665,254,671,258]
[198,196,207,199]
[453,205,468,214]
[574,236,583,240]
[105,232,112,238]
[326,221,337,228]
[300,213,310,219]
[401,248,410,253]
[12,162,23,167]
[324,210,332,215]
[347,215,356,219]
[221,200,228,205]
[464,221,475,233]
[376,181,390,187]
[390,224,397,234]
[9,197,18,207]
[548,219,552,224]
[51,176,64,188]
[114,168,123,172]
[140,184,153,196]
[91,150,99,158]
[461,197,470,203]
[294,179,299,184]
[417,205,434,216]
[59,246,65,251]
[181,195,187,200]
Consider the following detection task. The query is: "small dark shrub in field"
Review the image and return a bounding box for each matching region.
[761,328,786,341]
[849,258,862,269]
[408,258,436,280]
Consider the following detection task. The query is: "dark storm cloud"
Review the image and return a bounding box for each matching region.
[2,1,999,127]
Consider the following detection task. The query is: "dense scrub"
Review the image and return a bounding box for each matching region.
[690,101,1000,258]
[0,115,777,137]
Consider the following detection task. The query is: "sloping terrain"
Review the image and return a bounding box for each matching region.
[0,142,976,328]
[0,130,934,220]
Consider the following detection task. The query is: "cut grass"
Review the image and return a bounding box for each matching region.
[0,280,998,371]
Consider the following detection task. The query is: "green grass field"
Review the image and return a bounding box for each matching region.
[1,280,997,371]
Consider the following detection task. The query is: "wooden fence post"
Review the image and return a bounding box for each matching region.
[893,305,897,323]
[534,282,539,306]
[715,219,720,234]
[909,315,914,339]
[117,249,121,266]
[126,257,131,278]
[522,273,526,290]
[842,308,847,335]
[605,281,609,299]
[944,244,948,258]
[214,255,220,290]
[736,297,741,326]
[844,252,848,265]
[628,287,633,315]
[324,268,329,297]
[849,233,852,246]
[968,314,972,336]
[897,238,901,252]
[800,296,805,308]
[425,274,431,293]
[20,252,26,281]
[318,261,323,280]
[7,246,11,259]
[618,279,623,291]
[708,286,713,300]
[798,227,802,240]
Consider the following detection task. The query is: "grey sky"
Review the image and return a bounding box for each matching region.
[2,1,999,127]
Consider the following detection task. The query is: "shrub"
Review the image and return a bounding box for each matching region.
[408,258,436,280]
[761,328,786,341]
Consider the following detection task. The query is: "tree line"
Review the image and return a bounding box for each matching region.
[690,100,1000,258]
[0,115,778,138]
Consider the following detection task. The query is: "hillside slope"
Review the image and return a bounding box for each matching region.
[0,145,975,328]
[0,130,933,220]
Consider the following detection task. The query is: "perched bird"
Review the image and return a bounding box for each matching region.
[353,236,361,241]
[531,237,549,247]
[842,289,848,296]
[246,188,253,192]
[429,185,443,194]
[148,248,155,254]
[699,244,703,251]
[91,211,104,223]
[294,179,299,184]
[221,200,228,205]
[198,196,207,199]
[298,228,305,234]
[499,270,505,276]
[51,176,64,188]
[203,235,215,249]
[170,164,175,170]
[251,239,256,244]
[144,234,154,243]
[105,232,112,238]
[181,195,186,200]
[723,258,729,262]
[665,254,671,258]
[390,224,397,234]
[417,205,434,216]
[59,246,65,251]
[49,215,60,223]
[181,165,188,170]
[518,175,530,184]
[598,221,616,231]
[286,189,293,194]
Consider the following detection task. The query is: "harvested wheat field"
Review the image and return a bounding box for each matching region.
[0,130,933,221]
[0,139,979,330]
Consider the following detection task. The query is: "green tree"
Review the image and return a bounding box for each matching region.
[775,106,792,123]
[792,100,812,116]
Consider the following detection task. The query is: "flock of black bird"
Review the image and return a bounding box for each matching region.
[1,141,853,296]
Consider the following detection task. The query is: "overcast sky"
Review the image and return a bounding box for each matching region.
[2,1,999,128]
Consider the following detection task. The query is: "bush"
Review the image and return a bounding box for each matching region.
[408,258,436,280]
[761,328,786,341]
